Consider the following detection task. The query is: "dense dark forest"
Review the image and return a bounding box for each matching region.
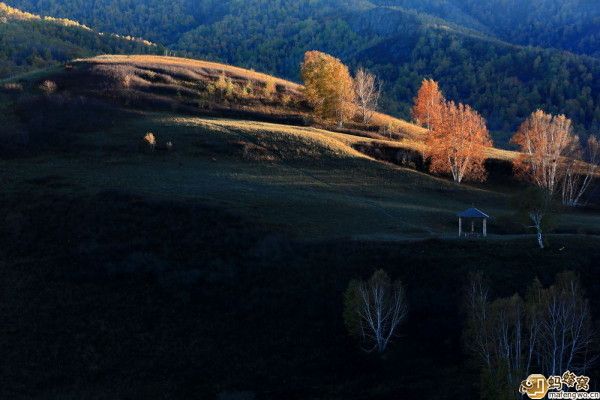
[373,0,600,58]
[3,0,600,143]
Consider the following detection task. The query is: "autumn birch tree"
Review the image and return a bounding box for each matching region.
[427,101,492,183]
[412,79,444,130]
[301,51,355,127]
[511,110,578,197]
[354,68,381,124]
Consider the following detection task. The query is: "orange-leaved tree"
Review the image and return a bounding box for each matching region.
[301,51,355,127]
[412,79,444,131]
[511,110,578,197]
[426,101,492,183]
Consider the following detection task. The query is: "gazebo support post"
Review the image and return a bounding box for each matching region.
[483,218,487,237]
[458,217,462,237]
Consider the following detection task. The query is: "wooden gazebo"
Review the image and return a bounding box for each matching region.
[457,208,490,238]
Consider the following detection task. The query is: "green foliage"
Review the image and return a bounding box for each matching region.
[0,15,162,78]
[369,0,600,59]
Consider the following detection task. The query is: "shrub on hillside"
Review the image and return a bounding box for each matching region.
[264,78,277,99]
[39,80,57,95]
[215,73,236,98]
[1,82,23,92]
[241,81,254,97]
[143,132,156,149]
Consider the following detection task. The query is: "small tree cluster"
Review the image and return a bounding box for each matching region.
[264,77,277,99]
[301,51,381,127]
[511,110,577,196]
[412,79,493,183]
[214,72,235,98]
[344,270,408,354]
[466,272,596,400]
[511,110,599,206]
[428,101,492,183]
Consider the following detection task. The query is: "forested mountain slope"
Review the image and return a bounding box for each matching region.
[442,0,600,58]
[0,2,162,77]
[4,0,600,144]
[373,0,600,58]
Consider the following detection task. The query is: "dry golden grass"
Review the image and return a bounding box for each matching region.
[79,55,302,95]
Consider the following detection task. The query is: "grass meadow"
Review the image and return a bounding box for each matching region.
[1,57,600,399]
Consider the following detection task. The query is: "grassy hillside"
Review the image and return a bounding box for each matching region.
[1,55,597,239]
[1,56,600,399]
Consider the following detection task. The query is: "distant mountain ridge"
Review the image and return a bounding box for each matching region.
[369,0,600,58]
[8,0,599,58]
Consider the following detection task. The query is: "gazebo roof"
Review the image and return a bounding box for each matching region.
[457,208,490,219]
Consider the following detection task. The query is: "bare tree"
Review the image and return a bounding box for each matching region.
[465,272,595,399]
[465,272,492,368]
[536,272,596,375]
[466,274,533,399]
[562,135,600,207]
[528,208,546,250]
[344,270,407,353]
[490,294,528,393]
[354,68,381,124]
[514,187,553,249]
